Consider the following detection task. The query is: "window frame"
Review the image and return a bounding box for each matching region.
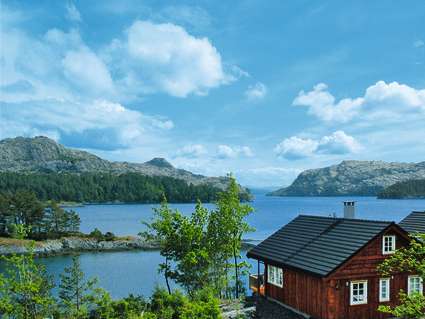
[408,276,423,296]
[350,280,368,306]
[267,264,283,288]
[379,278,390,302]
[382,235,396,255]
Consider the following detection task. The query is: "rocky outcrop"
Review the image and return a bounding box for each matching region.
[0,136,241,191]
[0,236,160,256]
[269,160,425,197]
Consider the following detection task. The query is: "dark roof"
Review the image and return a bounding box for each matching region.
[247,215,393,277]
[399,211,425,234]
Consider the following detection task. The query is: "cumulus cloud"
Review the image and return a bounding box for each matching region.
[245,82,267,101]
[0,99,174,150]
[293,83,363,122]
[105,20,232,98]
[317,130,362,154]
[66,2,81,22]
[293,81,425,123]
[274,136,318,160]
[175,144,207,158]
[274,131,361,160]
[216,145,254,159]
[62,48,114,93]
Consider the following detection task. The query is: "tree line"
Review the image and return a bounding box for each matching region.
[378,179,425,199]
[0,172,251,203]
[0,191,80,239]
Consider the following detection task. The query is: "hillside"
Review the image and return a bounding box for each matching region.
[269,160,425,197]
[378,179,425,199]
[0,136,250,201]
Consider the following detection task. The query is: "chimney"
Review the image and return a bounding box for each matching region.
[343,201,355,219]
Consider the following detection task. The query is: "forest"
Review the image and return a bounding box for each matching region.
[0,172,250,204]
[377,179,425,199]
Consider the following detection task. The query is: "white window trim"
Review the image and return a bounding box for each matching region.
[350,280,368,306]
[382,235,396,255]
[379,278,390,302]
[408,276,424,296]
[267,265,283,288]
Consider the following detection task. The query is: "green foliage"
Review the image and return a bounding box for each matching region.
[89,228,105,241]
[142,176,254,300]
[0,172,246,204]
[378,291,425,319]
[87,229,116,242]
[0,192,80,239]
[0,226,56,319]
[211,175,254,299]
[378,233,425,317]
[378,179,425,199]
[58,255,100,318]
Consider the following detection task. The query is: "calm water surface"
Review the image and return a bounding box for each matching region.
[4,193,425,299]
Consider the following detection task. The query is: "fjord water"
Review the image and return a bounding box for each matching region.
[23,193,425,298]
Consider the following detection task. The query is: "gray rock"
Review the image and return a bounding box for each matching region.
[269,160,425,196]
[0,236,160,256]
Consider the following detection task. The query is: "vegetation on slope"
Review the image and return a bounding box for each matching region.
[0,172,250,204]
[378,179,425,199]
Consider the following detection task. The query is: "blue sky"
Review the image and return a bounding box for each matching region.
[1,0,425,188]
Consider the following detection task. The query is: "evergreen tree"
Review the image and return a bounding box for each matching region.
[58,255,99,318]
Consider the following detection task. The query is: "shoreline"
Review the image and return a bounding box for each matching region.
[0,237,258,257]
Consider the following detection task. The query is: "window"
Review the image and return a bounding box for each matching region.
[379,278,390,302]
[408,276,423,295]
[267,265,283,287]
[382,235,396,254]
[350,280,368,305]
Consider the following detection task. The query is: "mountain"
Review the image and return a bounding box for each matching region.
[269,160,425,197]
[0,136,239,192]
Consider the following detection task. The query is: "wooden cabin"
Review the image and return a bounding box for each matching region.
[247,207,424,319]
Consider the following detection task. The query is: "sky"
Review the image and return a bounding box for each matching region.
[1,0,425,188]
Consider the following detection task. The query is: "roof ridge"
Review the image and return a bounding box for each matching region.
[298,214,393,224]
[283,219,343,264]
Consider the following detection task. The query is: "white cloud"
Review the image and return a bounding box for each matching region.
[293,83,363,122]
[107,20,231,98]
[245,82,267,101]
[66,2,82,22]
[274,136,318,159]
[62,48,114,94]
[216,145,254,159]
[0,99,173,149]
[414,40,424,48]
[274,131,361,160]
[176,144,207,158]
[317,130,362,154]
[293,81,425,123]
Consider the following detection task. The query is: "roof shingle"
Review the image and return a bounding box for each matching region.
[247,215,393,277]
[399,211,425,234]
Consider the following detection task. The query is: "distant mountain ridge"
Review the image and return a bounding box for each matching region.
[269,160,425,197]
[0,136,233,191]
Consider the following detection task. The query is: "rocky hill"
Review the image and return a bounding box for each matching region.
[0,136,233,191]
[269,160,425,196]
